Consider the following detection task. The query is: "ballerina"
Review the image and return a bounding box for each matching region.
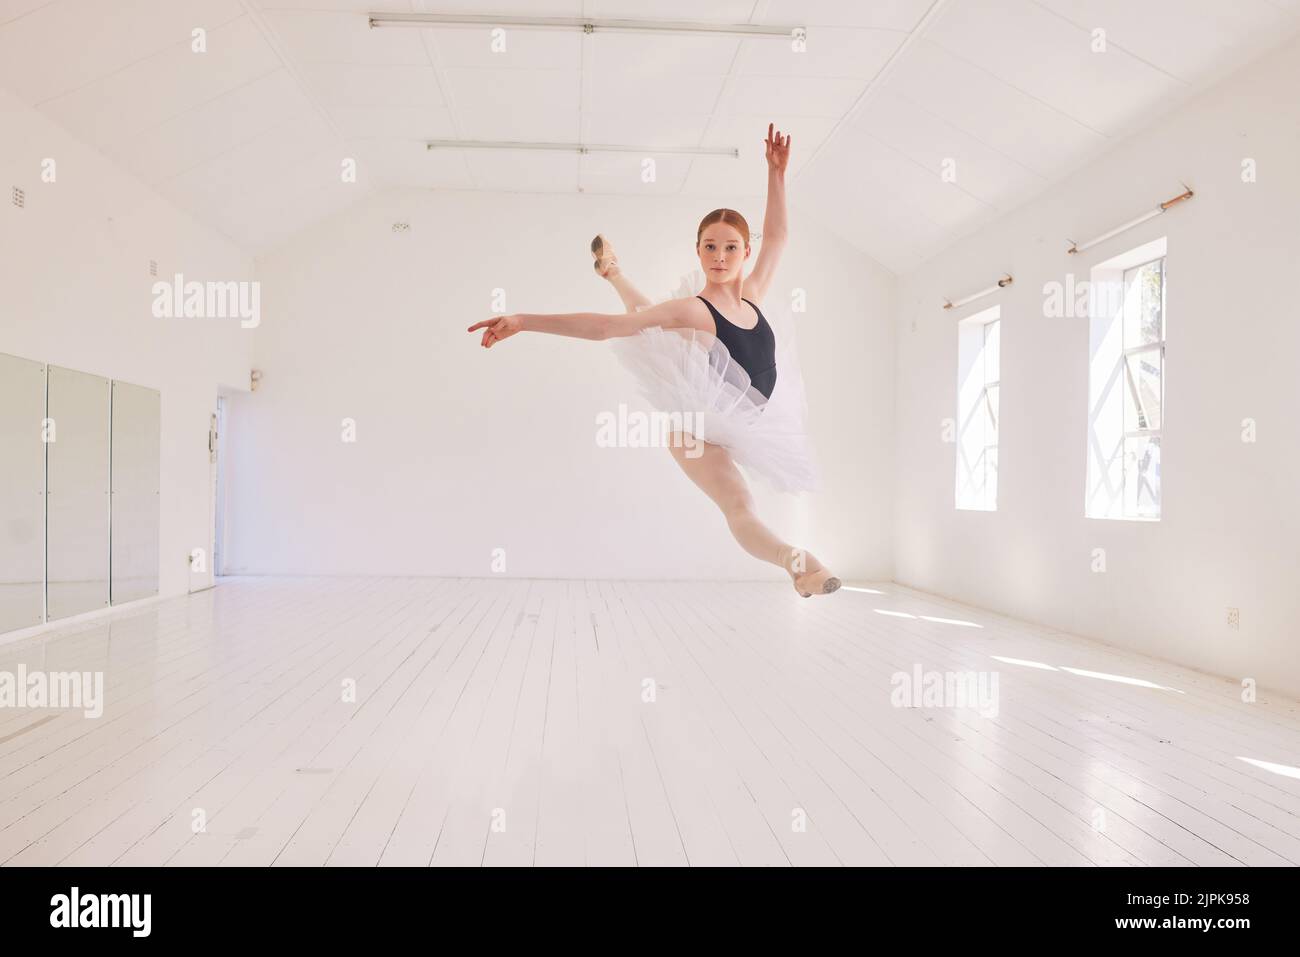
[468,123,840,597]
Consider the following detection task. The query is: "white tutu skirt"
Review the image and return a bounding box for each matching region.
[609,272,821,494]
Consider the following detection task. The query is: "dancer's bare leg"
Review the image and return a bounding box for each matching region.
[591,234,654,313]
[666,433,840,596]
[606,269,655,313]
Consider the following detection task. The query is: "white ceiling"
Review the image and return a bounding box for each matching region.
[3,0,1298,270]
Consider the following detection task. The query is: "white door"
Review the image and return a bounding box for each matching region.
[213,396,225,577]
[190,403,219,592]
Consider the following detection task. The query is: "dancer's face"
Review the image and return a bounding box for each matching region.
[697,225,749,281]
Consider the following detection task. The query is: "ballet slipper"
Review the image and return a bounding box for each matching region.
[590,234,619,277]
[793,568,842,598]
[781,547,841,598]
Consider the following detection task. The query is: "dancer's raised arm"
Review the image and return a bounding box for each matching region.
[743,123,791,305]
[468,297,699,349]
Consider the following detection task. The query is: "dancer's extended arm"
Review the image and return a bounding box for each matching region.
[743,123,791,305]
[468,297,698,349]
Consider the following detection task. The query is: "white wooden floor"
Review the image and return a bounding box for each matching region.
[1,576,1298,867]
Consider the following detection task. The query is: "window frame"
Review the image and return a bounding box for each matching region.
[955,305,1001,513]
[1085,237,1168,521]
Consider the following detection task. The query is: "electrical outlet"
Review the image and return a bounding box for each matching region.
[1227,607,1240,630]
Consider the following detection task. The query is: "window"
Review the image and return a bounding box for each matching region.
[1086,238,1166,520]
[955,306,1000,511]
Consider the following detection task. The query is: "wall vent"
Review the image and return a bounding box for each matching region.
[11,186,24,208]
[149,259,158,276]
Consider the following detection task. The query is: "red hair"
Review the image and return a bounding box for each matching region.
[696,208,750,247]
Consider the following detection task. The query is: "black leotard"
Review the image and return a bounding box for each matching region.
[696,295,777,399]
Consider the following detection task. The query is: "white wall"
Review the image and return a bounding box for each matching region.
[892,35,1300,695]
[224,188,895,582]
[0,87,253,607]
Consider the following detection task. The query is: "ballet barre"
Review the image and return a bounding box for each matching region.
[942,275,1013,311]
[1066,186,1194,255]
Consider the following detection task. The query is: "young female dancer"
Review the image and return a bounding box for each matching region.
[468,123,840,597]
